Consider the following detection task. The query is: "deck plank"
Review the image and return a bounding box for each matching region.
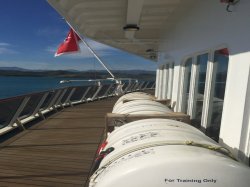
[0,97,117,186]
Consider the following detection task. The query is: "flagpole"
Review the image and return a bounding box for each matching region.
[80,37,115,79]
[66,22,115,79]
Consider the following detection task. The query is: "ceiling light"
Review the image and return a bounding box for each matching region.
[123,24,140,31]
[146,49,154,53]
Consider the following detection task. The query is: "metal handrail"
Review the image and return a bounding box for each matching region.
[0,81,155,135]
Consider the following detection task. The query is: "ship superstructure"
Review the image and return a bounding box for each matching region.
[47,0,250,166]
[0,0,250,186]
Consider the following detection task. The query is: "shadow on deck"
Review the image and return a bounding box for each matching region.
[0,97,118,187]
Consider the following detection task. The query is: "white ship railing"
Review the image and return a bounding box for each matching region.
[0,80,155,136]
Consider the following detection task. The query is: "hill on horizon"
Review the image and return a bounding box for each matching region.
[0,67,156,80]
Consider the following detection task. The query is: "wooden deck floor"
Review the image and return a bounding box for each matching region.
[0,97,117,187]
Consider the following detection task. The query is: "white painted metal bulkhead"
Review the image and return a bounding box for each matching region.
[157,0,250,163]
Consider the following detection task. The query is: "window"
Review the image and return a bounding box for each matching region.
[193,53,209,126]
[179,48,229,141]
[207,48,229,140]
[182,58,192,113]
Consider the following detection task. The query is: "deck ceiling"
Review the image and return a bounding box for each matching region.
[47,0,196,61]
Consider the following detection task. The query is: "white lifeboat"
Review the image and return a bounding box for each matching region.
[113,92,155,112]
[99,118,199,153]
[90,119,250,187]
[113,100,171,114]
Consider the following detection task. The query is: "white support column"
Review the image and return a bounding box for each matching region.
[167,63,174,100]
[158,67,163,99]
[162,65,169,100]
[219,54,250,160]
[238,69,250,164]
[188,60,199,119]
[155,68,160,98]
[177,65,186,112]
[201,52,216,130]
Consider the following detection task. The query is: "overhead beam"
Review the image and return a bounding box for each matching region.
[124,0,144,39]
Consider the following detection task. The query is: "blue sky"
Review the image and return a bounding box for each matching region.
[0,0,156,71]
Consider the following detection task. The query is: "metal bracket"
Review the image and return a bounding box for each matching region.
[16,119,26,130]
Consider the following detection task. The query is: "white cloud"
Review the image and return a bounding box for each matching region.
[86,39,112,51]
[0,48,18,54]
[0,42,19,54]
[0,42,11,46]
[0,47,18,54]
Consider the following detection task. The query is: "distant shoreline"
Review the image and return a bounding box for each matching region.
[0,69,156,80]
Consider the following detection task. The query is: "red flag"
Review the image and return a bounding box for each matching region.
[55,28,81,57]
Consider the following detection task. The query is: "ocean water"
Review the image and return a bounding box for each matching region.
[0,76,93,99]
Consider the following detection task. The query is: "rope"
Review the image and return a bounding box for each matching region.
[184,140,236,160]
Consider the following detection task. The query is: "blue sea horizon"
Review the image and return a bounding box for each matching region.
[0,76,93,99]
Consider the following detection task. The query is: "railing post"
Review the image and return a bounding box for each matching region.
[142,81,150,90]
[32,92,49,119]
[8,96,30,130]
[137,81,145,91]
[151,82,156,89]
[54,88,68,108]
[91,85,103,101]
[112,84,120,96]
[130,82,138,92]
[65,88,76,106]
[81,86,91,102]
[126,83,132,93]
[124,82,132,93]
[103,84,114,97]
[47,90,62,110]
